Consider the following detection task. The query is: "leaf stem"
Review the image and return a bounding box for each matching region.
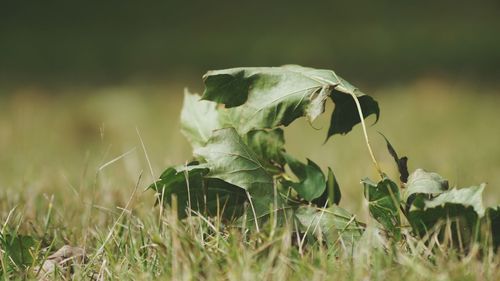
[348,92,383,178]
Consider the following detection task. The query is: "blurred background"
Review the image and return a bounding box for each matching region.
[2,0,500,85]
[1,0,499,222]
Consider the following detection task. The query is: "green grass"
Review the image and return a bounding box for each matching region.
[1,79,500,280]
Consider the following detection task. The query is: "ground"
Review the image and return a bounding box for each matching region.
[0,79,499,280]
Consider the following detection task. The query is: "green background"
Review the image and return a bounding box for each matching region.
[1,0,499,86]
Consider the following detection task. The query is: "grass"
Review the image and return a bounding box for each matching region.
[1,78,499,280]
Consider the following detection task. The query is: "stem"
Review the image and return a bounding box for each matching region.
[246,191,261,233]
[348,92,383,178]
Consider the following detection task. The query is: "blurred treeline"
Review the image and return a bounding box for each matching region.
[1,0,499,87]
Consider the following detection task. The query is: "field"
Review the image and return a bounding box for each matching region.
[1,79,500,280]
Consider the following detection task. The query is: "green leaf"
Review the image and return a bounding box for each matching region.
[423,185,485,216]
[244,128,286,173]
[283,153,326,202]
[362,177,401,240]
[194,127,278,218]
[486,206,500,251]
[149,163,247,219]
[0,234,36,269]
[195,127,274,193]
[404,169,449,213]
[380,133,409,183]
[326,91,379,140]
[408,185,485,241]
[180,90,222,148]
[202,65,378,136]
[312,167,342,206]
[203,69,256,107]
[294,205,363,248]
[404,169,449,202]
